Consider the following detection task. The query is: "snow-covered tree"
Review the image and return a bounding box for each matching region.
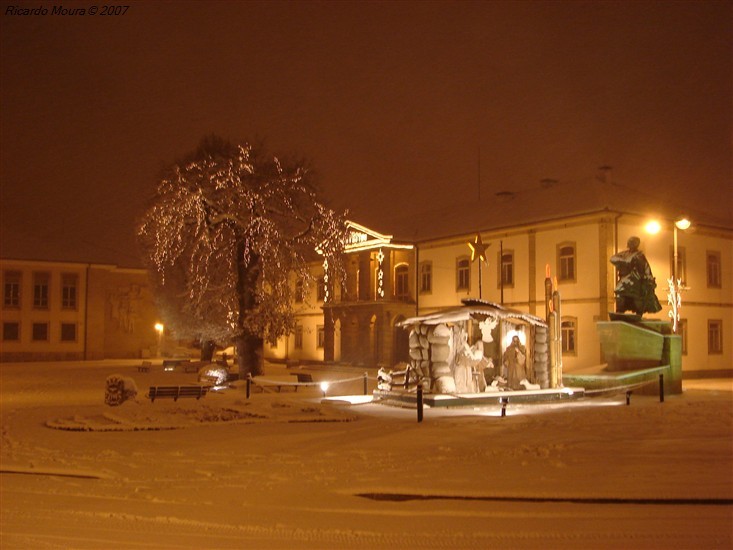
[138,137,347,376]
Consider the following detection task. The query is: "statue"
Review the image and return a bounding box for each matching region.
[503,335,528,390]
[610,236,662,316]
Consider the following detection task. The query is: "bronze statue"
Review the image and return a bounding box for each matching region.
[610,236,662,316]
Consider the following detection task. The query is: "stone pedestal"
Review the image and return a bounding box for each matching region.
[596,320,682,394]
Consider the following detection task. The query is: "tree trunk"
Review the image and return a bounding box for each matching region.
[200,340,216,362]
[236,241,263,377]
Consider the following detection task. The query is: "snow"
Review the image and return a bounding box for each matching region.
[2,360,731,549]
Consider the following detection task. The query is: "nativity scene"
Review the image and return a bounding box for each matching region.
[379,298,561,396]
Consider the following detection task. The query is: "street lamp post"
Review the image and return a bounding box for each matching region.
[154,323,164,357]
[669,218,691,334]
[646,218,691,334]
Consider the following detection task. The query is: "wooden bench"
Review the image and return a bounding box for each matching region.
[183,362,200,373]
[148,385,210,402]
[290,372,313,392]
[137,361,152,373]
[250,373,313,393]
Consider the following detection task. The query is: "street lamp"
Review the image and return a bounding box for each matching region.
[154,323,164,357]
[672,218,691,282]
[645,218,691,333]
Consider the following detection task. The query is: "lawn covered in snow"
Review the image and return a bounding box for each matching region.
[1,360,731,549]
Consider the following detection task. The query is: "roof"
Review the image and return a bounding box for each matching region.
[399,299,547,327]
[359,177,733,243]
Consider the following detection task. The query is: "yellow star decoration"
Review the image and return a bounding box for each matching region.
[468,234,490,263]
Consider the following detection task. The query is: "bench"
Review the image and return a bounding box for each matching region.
[137,361,152,373]
[183,362,200,373]
[148,385,210,402]
[249,373,313,393]
[290,372,313,392]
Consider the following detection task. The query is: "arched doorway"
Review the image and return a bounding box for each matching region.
[393,315,410,364]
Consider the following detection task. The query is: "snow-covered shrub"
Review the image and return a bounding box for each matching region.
[198,364,228,387]
[105,375,138,406]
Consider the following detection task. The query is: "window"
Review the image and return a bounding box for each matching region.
[294,325,303,350]
[317,325,325,349]
[456,257,470,291]
[557,243,576,282]
[395,264,409,301]
[317,276,326,302]
[3,271,21,308]
[32,322,49,342]
[678,319,688,356]
[706,251,721,288]
[708,320,723,354]
[60,323,77,342]
[2,322,20,341]
[499,250,514,287]
[670,246,687,284]
[294,279,304,303]
[33,272,50,309]
[419,262,432,294]
[561,317,577,354]
[62,273,78,309]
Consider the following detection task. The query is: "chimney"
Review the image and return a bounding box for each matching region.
[598,165,613,183]
[495,191,515,202]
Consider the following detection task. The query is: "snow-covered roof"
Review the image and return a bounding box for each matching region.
[359,178,733,244]
[398,299,547,328]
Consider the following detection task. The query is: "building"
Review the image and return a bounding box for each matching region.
[267,177,732,378]
[0,259,163,361]
[3,177,731,376]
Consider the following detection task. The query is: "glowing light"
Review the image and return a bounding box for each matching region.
[322,258,330,303]
[347,231,368,245]
[343,221,413,253]
[644,220,662,234]
[154,323,164,334]
[503,329,526,348]
[467,234,489,263]
[675,218,691,230]
[376,248,385,298]
[320,381,330,397]
[666,277,689,333]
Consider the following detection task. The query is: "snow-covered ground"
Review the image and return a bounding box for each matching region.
[1,360,731,549]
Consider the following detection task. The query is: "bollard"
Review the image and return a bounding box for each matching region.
[363,372,368,395]
[659,373,665,403]
[246,375,251,399]
[500,397,508,417]
[417,384,424,423]
[626,390,632,405]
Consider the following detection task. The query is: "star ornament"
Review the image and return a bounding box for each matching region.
[468,234,490,263]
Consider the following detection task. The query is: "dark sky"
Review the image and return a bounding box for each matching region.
[1,1,731,266]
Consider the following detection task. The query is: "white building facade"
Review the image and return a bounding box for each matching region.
[267,206,732,378]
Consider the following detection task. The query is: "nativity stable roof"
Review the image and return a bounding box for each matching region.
[399,299,547,328]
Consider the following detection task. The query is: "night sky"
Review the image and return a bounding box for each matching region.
[1,1,730,267]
